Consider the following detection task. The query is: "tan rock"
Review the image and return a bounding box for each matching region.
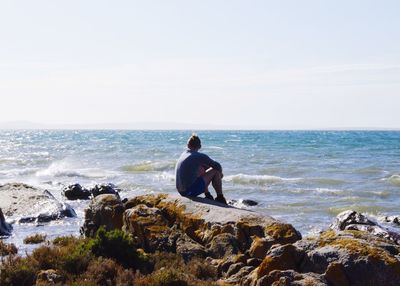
[249,237,275,259]
[81,194,124,237]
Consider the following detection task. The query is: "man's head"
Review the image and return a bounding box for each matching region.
[187,133,201,150]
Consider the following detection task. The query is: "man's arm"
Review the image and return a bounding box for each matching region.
[200,153,222,173]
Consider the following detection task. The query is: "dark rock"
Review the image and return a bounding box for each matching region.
[242,199,258,206]
[255,270,328,286]
[176,235,208,262]
[90,183,120,198]
[224,266,254,285]
[63,184,91,200]
[0,208,12,236]
[247,258,262,267]
[385,216,400,226]
[208,233,241,258]
[226,262,245,277]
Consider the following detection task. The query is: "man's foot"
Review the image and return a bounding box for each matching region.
[204,192,214,200]
[215,194,227,205]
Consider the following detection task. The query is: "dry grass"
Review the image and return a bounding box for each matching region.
[23,233,47,244]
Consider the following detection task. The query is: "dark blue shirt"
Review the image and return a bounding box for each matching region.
[175,149,222,193]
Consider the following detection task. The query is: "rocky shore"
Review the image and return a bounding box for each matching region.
[1,183,400,285]
[81,192,400,286]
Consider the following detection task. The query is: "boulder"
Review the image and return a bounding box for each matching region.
[249,237,275,259]
[63,184,91,200]
[0,208,12,236]
[90,183,120,198]
[296,229,400,286]
[81,194,125,237]
[0,183,76,223]
[331,210,400,244]
[255,270,328,286]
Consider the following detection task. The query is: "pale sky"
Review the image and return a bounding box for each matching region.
[1,1,399,129]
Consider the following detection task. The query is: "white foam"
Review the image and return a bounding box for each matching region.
[36,161,114,179]
[224,173,300,185]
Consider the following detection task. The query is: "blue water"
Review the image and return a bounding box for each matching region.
[1,130,400,250]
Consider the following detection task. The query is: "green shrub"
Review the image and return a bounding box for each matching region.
[87,226,150,269]
[53,235,81,247]
[60,241,93,275]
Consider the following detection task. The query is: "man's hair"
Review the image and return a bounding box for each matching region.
[187,133,201,149]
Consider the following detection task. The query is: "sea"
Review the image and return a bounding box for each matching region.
[1,130,399,253]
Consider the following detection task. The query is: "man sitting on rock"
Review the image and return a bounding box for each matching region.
[175,134,227,204]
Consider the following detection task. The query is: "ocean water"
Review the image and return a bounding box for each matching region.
[1,130,400,252]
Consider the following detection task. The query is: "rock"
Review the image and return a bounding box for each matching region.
[176,235,208,262]
[255,244,305,279]
[226,262,245,277]
[296,229,400,286]
[0,208,12,236]
[90,183,120,198]
[264,222,302,245]
[81,192,400,286]
[230,199,258,207]
[249,237,275,259]
[36,269,66,285]
[384,216,400,226]
[81,194,125,237]
[330,210,376,230]
[255,270,328,286]
[0,183,76,223]
[247,258,262,267]
[331,210,400,244]
[243,199,258,206]
[324,262,350,286]
[208,233,240,258]
[122,203,174,252]
[63,184,91,200]
[224,266,254,285]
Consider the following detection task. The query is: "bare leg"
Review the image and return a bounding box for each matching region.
[202,169,223,196]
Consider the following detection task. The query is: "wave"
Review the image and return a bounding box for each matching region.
[122,161,176,173]
[224,173,300,185]
[36,161,112,179]
[386,175,400,186]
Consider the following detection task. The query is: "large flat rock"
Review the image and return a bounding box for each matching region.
[0,183,76,223]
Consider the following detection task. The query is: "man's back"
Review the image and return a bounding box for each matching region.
[175,150,221,193]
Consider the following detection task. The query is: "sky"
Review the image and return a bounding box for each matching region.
[0,0,399,129]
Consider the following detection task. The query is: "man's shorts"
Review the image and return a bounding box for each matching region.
[182,177,205,197]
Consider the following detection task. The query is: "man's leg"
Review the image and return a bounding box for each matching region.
[202,169,223,196]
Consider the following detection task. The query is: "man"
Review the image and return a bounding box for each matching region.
[175,134,227,204]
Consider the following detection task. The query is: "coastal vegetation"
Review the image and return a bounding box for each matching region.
[0,227,219,286]
[23,234,47,244]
